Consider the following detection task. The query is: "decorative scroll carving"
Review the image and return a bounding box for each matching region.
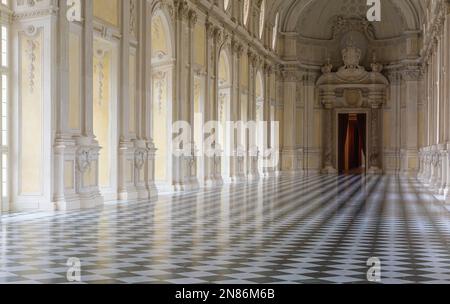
[129,0,137,37]
[25,37,39,93]
[331,16,375,40]
[153,71,167,114]
[94,48,107,105]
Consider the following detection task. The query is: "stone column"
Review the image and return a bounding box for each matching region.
[321,92,337,174]
[230,39,244,182]
[186,9,199,190]
[281,69,297,171]
[53,0,74,209]
[79,0,103,207]
[400,68,421,176]
[447,143,450,203]
[172,0,190,191]
[262,62,274,177]
[368,92,384,174]
[439,147,448,195]
[385,71,402,174]
[443,6,450,200]
[118,0,139,201]
[303,72,320,174]
[204,22,222,186]
[141,0,157,200]
[248,51,260,180]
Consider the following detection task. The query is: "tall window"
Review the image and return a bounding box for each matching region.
[272,12,279,50]
[243,0,250,26]
[0,0,10,203]
[259,0,265,39]
[224,0,230,11]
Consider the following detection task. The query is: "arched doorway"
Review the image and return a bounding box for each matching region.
[151,9,174,192]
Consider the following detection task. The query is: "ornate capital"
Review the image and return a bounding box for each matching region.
[188,9,198,27]
[386,71,402,85]
[231,39,244,56]
[174,0,190,20]
[401,67,422,82]
[281,69,298,82]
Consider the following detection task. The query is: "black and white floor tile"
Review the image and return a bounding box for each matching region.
[1,174,450,284]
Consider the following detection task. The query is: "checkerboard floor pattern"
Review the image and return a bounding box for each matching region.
[1,174,450,284]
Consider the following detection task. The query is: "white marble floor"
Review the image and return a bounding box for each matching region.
[1,174,450,284]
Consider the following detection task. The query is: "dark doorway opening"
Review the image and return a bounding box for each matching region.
[338,113,367,174]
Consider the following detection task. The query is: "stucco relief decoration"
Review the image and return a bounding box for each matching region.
[344,89,362,107]
[154,71,167,114]
[129,0,137,37]
[24,26,39,93]
[332,16,375,40]
[134,148,148,170]
[219,92,226,121]
[76,148,94,173]
[17,0,44,7]
[94,49,106,106]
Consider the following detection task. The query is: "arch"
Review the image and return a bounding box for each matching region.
[151,7,175,192]
[150,4,175,62]
[264,0,424,34]
[218,49,232,181]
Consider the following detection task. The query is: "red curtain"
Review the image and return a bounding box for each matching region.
[339,114,366,173]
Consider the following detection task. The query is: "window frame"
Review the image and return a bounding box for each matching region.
[259,0,265,39]
[272,12,279,51]
[0,0,11,206]
[243,0,250,26]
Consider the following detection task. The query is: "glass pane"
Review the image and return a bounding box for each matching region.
[1,26,7,67]
[2,153,7,197]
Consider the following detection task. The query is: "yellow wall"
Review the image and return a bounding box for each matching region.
[194,24,206,66]
[93,49,112,188]
[270,74,276,99]
[240,53,248,88]
[219,53,229,85]
[153,72,169,182]
[64,161,74,189]
[69,33,81,130]
[93,0,120,27]
[20,32,43,194]
[152,15,169,59]
[256,73,262,99]
[83,160,97,187]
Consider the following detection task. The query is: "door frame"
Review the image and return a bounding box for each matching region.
[335,109,370,174]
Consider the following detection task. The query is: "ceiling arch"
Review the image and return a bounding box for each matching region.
[265,0,425,39]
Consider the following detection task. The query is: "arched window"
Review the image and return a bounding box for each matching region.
[272,12,279,50]
[243,0,250,26]
[259,0,266,39]
[224,0,230,11]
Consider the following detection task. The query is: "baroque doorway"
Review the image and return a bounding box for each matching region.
[338,113,367,174]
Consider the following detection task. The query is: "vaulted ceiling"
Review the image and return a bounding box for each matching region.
[266,0,426,40]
